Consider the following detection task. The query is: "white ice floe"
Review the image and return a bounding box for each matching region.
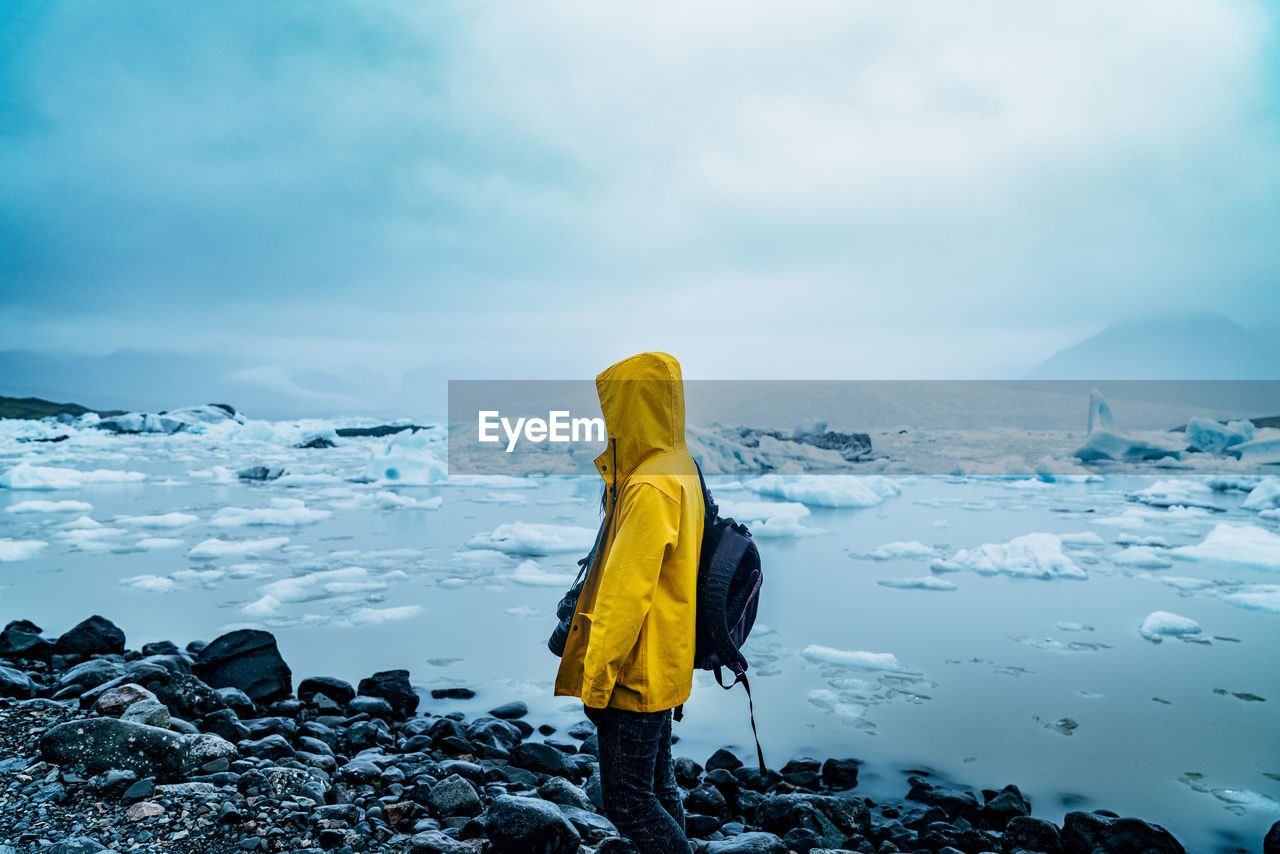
[330,490,443,511]
[1216,585,1280,616]
[1106,547,1173,569]
[0,538,47,561]
[5,499,93,514]
[510,560,576,587]
[1073,391,1184,463]
[119,575,178,593]
[801,644,922,676]
[743,474,899,508]
[1149,575,1216,591]
[364,430,448,484]
[241,594,283,617]
[1130,480,1221,510]
[189,536,290,560]
[344,605,423,626]
[716,499,821,538]
[209,499,332,528]
[1058,531,1106,547]
[188,466,236,483]
[868,541,935,560]
[0,462,146,490]
[1171,524,1280,571]
[136,537,185,550]
[876,576,957,591]
[931,533,1087,580]
[1184,418,1255,454]
[1056,621,1094,632]
[1230,430,1280,466]
[1242,477,1280,512]
[1114,533,1170,548]
[1210,788,1280,812]
[116,512,199,528]
[259,567,386,603]
[467,522,595,556]
[1138,610,1202,642]
[806,689,868,720]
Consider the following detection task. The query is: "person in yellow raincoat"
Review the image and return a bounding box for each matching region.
[554,351,704,854]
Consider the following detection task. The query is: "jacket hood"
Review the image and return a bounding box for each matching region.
[595,352,686,479]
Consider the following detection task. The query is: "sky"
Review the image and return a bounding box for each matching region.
[2,0,1279,405]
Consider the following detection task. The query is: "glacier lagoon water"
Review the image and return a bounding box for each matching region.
[1,429,1278,853]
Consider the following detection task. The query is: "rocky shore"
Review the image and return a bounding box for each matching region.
[0,614,1262,854]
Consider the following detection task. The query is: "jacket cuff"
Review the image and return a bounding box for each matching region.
[581,681,613,709]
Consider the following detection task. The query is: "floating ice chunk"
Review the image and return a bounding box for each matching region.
[467,522,595,556]
[260,567,376,602]
[717,499,809,523]
[1171,524,1280,571]
[0,462,146,490]
[1073,391,1184,463]
[209,500,332,528]
[1229,429,1280,466]
[868,541,935,560]
[241,594,282,617]
[188,466,236,483]
[510,559,576,587]
[1185,418,1255,454]
[1210,788,1280,811]
[932,533,1087,580]
[1107,547,1172,569]
[1216,585,1280,616]
[1138,610,1201,642]
[332,490,443,510]
[1115,533,1169,547]
[116,512,199,528]
[1130,480,1222,511]
[136,537,184,550]
[5,499,93,514]
[365,430,448,484]
[468,492,530,506]
[1058,531,1106,547]
[806,688,868,720]
[1153,575,1215,590]
[743,474,899,508]
[63,515,102,530]
[1242,477,1280,512]
[877,576,957,591]
[801,644,922,675]
[119,575,177,593]
[189,536,290,560]
[345,605,423,626]
[1056,621,1094,632]
[0,538,47,561]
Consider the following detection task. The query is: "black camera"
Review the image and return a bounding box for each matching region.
[547,575,586,657]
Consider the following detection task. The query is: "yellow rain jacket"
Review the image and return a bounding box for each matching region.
[553,352,704,712]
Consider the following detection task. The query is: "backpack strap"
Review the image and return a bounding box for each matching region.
[694,460,718,518]
[714,665,767,777]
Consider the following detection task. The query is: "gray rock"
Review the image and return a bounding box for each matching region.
[556,804,617,843]
[58,659,126,691]
[1061,811,1185,854]
[706,832,789,854]
[55,615,125,657]
[40,718,235,781]
[298,676,355,705]
[485,795,581,854]
[489,700,529,719]
[47,837,113,854]
[120,698,171,728]
[93,683,159,717]
[193,629,291,703]
[0,664,35,698]
[538,776,593,810]
[512,740,568,776]
[356,669,419,718]
[407,830,476,854]
[428,773,482,818]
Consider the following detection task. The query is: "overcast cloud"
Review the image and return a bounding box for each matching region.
[2,0,1278,393]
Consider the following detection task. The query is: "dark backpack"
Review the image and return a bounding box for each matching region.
[683,462,767,774]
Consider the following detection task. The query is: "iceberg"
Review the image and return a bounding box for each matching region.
[931,532,1087,579]
[1242,477,1280,512]
[467,522,595,556]
[1185,417,1255,454]
[364,429,448,484]
[1138,610,1202,642]
[1106,547,1172,569]
[510,559,576,587]
[0,462,146,490]
[801,644,922,676]
[1171,524,1280,571]
[1228,429,1280,466]
[876,576,957,590]
[717,499,820,538]
[743,474,899,508]
[97,403,243,434]
[344,605,423,626]
[209,499,332,528]
[119,574,178,593]
[136,537,184,550]
[1217,584,1280,616]
[5,499,93,514]
[189,536,290,560]
[115,512,199,528]
[1073,390,1184,463]
[867,541,936,560]
[0,538,47,561]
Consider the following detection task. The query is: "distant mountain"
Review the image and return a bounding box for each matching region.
[1027,314,1280,380]
[0,348,395,420]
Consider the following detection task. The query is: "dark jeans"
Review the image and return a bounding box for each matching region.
[587,706,689,854]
